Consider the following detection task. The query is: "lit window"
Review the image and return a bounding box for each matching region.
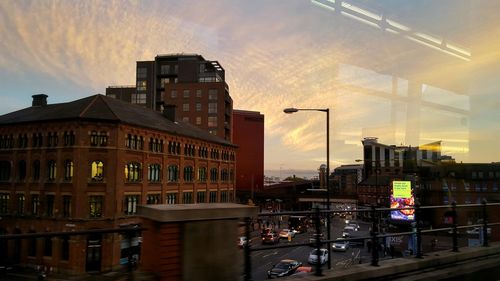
[208,116,217,127]
[124,195,139,215]
[47,160,57,181]
[160,78,169,87]
[64,160,73,181]
[91,161,104,181]
[137,80,147,91]
[196,117,202,125]
[125,162,142,182]
[89,196,103,218]
[31,194,39,215]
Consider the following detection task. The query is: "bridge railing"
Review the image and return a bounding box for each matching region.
[242,200,500,281]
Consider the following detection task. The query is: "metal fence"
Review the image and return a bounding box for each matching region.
[242,200,500,281]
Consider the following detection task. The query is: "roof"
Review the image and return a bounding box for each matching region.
[0,94,234,146]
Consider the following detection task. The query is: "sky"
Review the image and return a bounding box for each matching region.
[1,0,500,177]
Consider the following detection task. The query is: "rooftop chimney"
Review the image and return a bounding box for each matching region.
[163,104,176,122]
[32,94,48,107]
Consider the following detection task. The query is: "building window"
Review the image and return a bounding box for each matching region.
[196,103,202,112]
[89,196,103,218]
[31,194,40,216]
[210,168,218,182]
[90,131,99,146]
[18,160,26,181]
[183,192,193,204]
[209,191,217,203]
[61,236,70,261]
[183,103,189,112]
[182,117,189,122]
[47,160,57,181]
[0,161,10,181]
[208,117,217,127]
[221,169,229,182]
[221,191,228,203]
[46,195,55,217]
[160,64,170,75]
[168,165,179,182]
[147,194,161,204]
[174,64,178,74]
[137,67,147,78]
[0,193,9,214]
[197,191,205,203]
[47,132,58,147]
[149,138,163,153]
[148,164,161,182]
[136,80,147,91]
[17,194,25,214]
[32,132,43,147]
[198,167,207,182]
[208,89,218,100]
[126,134,144,150]
[196,89,202,98]
[17,133,28,148]
[196,117,202,125]
[64,160,73,181]
[184,166,194,182]
[62,195,71,218]
[63,131,75,146]
[33,160,40,181]
[28,231,36,257]
[166,193,177,204]
[208,103,217,114]
[43,235,52,257]
[124,195,139,215]
[183,90,190,98]
[91,161,104,181]
[160,78,169,87]
[125,162,142,182]
[171,90,177,98]
[131,93,147,104]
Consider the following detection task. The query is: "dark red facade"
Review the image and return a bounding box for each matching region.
[232,110,264,201]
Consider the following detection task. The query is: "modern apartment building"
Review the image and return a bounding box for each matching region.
[0,94,236,274]
[106,54,233,141]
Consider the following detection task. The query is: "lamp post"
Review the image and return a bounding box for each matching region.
[284,107,331,269]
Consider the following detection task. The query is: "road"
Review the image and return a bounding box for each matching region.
[250,217,373,280]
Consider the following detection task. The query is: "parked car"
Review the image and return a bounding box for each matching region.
[466,227,491,235]
[238,236,249,248]
[262,233,280,244]
[267,259,302,278]
[279,229,296,239]
[342,226,355,238]
[332,239,350,252]
[308,248,329,265]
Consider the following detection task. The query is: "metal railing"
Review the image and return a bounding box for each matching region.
[242,200,500,281]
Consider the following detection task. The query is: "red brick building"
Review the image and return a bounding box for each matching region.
[0,94,236,274]
[232,110,264,202]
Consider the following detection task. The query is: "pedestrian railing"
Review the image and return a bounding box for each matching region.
[242,200,500,281]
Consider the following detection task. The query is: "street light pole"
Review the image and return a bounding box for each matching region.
[284,107,331,269]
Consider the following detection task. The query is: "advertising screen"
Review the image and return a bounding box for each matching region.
[390,181,415,221]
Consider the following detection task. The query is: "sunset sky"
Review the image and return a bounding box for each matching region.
[1,0,499,176]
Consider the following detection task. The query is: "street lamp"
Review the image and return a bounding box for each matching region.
[284,107,331,269]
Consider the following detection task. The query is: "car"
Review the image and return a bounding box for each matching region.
[238,236,249,248]
[262,233,280,244]
[466,227,491,235]
[261,228,274,237]
[347,222,360,231]
[332,239,350,252]
[342,226,356,238]
[308,248,329,265]
[279,228,296,239]
[309,233,324,244]
[267,259,302,278]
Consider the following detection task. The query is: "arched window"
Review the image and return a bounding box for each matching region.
[210,168,218,182]
[198,167,207,182]
[221,168,229,182]
[148,164,161,182]
[91,161,104,181]
[18,160,26,181]
[0,161,11,181]
[32,160,40,181]
[167,165,179,182]
[47,160,57,181]
[183,166,194,182]
[64,160,73,181]
[125,162,142,182]
[90,131,98,146]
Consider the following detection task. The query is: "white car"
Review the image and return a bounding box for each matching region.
[347,222,360,231]
[342,226,355,238]
[308,248,329,265]
[332,239,350,252]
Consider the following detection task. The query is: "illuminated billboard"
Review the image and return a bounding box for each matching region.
[390,181,415,221]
